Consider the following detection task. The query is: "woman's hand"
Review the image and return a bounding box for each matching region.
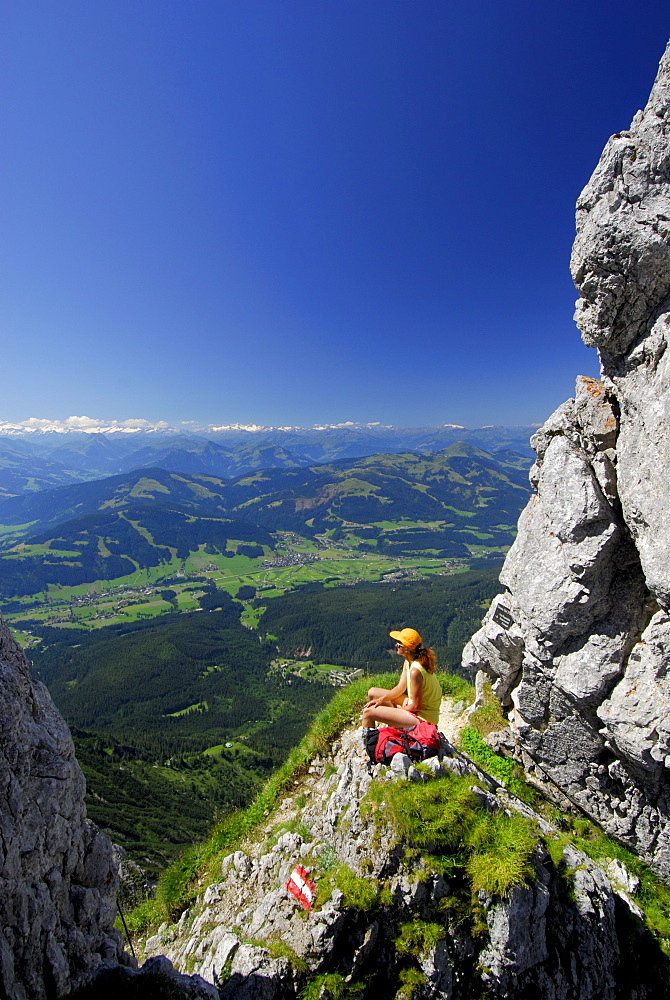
[363,698,382,710]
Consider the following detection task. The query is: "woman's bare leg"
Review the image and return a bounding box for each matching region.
[360,704,418,730]
[367,686,404,707]
[368,686,390,699]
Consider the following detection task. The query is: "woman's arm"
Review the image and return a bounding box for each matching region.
[364,663,408,709]
[403,665,424,713]
[386,662,409,702]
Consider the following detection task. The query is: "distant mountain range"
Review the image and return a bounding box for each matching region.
[0,424,537,499]
[0,445,531,596]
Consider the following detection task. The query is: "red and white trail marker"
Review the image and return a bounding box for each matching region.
[286,865,316,911]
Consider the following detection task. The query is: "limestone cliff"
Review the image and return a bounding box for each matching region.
[0,616,220,1000]
[0,617,126,998]
[464,41,670,880]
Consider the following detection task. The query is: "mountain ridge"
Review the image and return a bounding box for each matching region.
[0,425,537,499]
[0,447,530,597]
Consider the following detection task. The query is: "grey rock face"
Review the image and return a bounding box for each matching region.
[0,616,127,999]
[140,728,664,999]
[572,40,670,609]
[571,42,670,360]
[465,42,670,880]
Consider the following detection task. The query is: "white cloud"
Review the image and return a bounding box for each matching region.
[206,423,268,433]
[0,416,174,435]
[0,415,503,437]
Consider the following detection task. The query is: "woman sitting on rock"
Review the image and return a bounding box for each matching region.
[360,627,441,730]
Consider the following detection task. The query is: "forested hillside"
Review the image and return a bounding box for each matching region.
[31,604,326,755]
[0,505,272,596]
[260,568,499,672]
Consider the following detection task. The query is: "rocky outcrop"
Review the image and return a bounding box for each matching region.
[0,617,128,999]
[0,616,221,1000]
[464,41,670,879]
[141,728,667,999]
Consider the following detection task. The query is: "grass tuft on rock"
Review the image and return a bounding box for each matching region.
[466,812,537,895]
[395,919,445,956]
[459,726,536,803]
[396,967,427,1000]
[366,771,538,898]
[332,863,378,911]
[464,680,507,737]
[300,972,365,1000]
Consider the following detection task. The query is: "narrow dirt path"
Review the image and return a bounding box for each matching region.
[438,696,468,745]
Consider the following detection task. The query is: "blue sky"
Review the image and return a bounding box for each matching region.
[3,2,670,429]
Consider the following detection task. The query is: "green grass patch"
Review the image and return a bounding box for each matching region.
[396,967,427,1000]
[241,604,267,629]
[263,937,307,971]
[465,812,537,895]
[300,973,365,1000]
[332,863,378,911]
[153,846,203,920]
[465,681,507,737]
[439,673,475,703]
[458,727,535,802]
[166,701,209,717]
[365,771,537,899]
[395,919,445,957]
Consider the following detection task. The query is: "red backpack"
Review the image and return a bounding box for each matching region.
[371,720,441,765]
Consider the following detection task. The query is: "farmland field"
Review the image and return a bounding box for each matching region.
[3,529,499,645]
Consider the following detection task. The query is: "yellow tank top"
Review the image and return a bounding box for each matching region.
[408,662,442,725]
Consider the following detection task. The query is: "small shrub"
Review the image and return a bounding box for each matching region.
[316,844,338,873]
[297,820,312,841]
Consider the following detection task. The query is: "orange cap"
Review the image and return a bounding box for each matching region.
[389,627,422,649]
